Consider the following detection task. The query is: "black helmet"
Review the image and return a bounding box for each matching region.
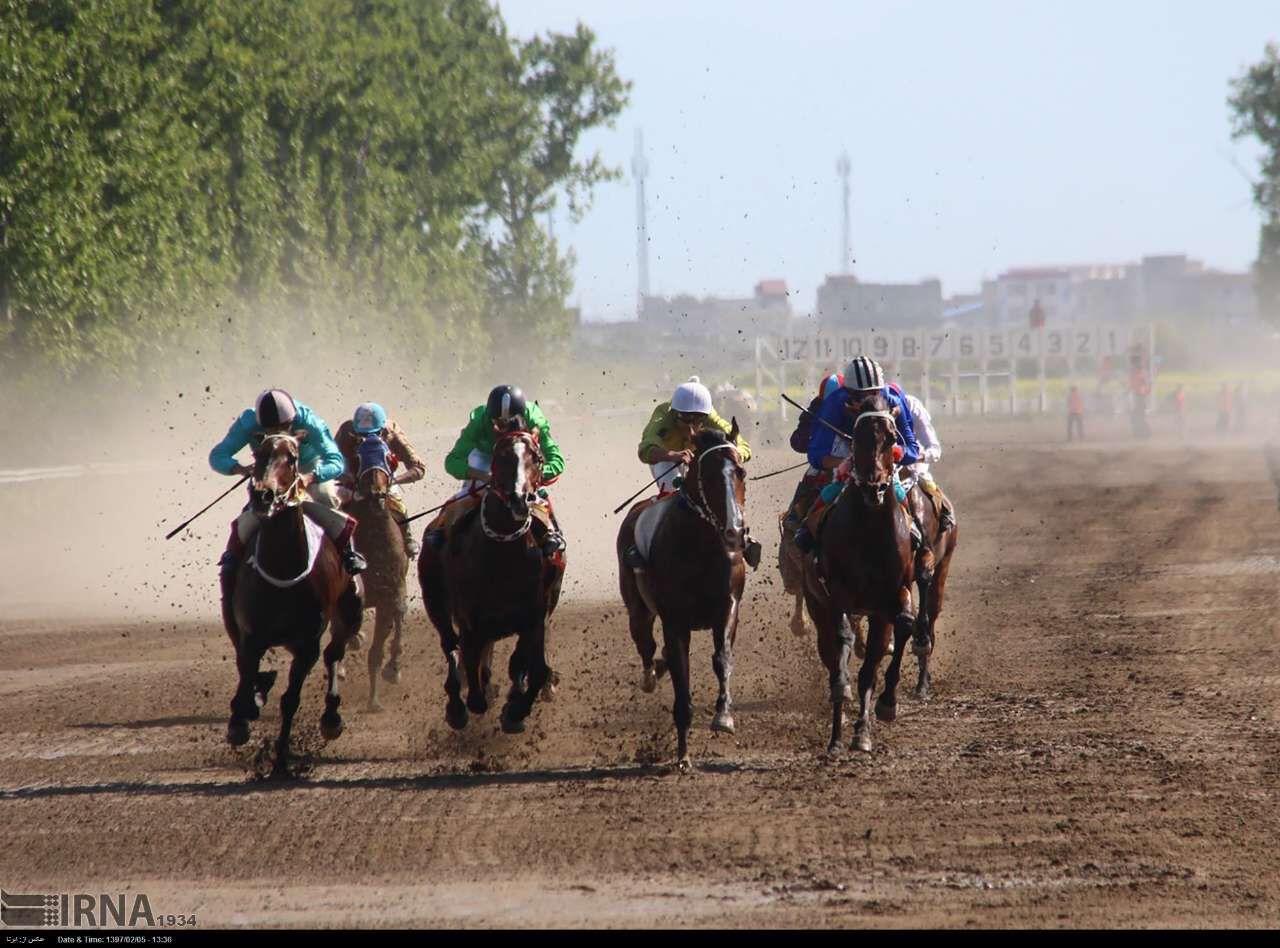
[255,389,298,427]
[485,384,526,421]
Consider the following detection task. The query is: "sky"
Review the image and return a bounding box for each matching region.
[498,1,1275,321]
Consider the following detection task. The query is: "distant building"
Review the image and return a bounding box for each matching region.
[639,278,793,340]
[814,274,942,328]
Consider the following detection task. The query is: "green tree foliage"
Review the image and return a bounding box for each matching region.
[1229,42,1280,327]
[0,0,628,379]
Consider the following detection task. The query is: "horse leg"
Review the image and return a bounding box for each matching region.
[274,635,321,777]
[382,596,407,685]
[628,603,661,693]
[877,597,916,724]
[227,639,267,746]
[482,641,499,702]
[666,626,695,771]
[463,634,489,716]
[320,623,350,742]
[789,592,808,638]
[711,596,740,735]
[917,551,952,701]
[852,615,893,753]
[503,615,549,734]
[814,602,850,755]
[366,604,393,713]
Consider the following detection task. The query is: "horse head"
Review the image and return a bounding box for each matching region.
[490,419,543,524]
[355,434,393,509]
[251,432,306,517]
[687,421,748,551]
[848,392,898,507]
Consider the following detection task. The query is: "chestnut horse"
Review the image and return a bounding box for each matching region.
[902,474,959,701]
[618,424,749,771]
[802,393,915,754]
[344,435,410,712]
[418,423,562,733]
[226,433,363,775]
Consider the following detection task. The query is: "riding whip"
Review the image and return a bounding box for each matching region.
[164,474,249,539]
[612,463,681,515]
[400,499,450,526]
[748,459,811,482]
[781,393,853,442]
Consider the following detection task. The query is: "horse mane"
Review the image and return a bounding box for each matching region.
[694,427,730,453]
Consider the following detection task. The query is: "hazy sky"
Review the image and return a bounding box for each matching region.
[499,1,1275,320]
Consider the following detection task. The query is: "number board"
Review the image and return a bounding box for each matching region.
[895,330,923,361]
[924,329,954,361]
[1009,328,1039,358]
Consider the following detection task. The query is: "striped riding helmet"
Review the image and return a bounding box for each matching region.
[255,389,297,427]
[843,357,884,393]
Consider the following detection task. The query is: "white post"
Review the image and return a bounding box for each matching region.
[1037,325,1047,413]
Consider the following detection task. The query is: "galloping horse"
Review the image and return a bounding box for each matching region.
[802,393,914,754]
[418,422,562,733]
[226,433,363,775]
[902,474,959,701]
[344,435,410,712]
[618,424,749,771]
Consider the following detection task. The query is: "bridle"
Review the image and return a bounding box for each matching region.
[847,409,898,501]
[481,428,543,543]
[253,433,305,516]
[680,441,743,537]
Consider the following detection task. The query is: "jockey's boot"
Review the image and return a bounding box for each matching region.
[623,545,646,569]
[793,525,816,555]
[400,521,420,559]
[939,502,957,533]
[341,539,368,575]
[744,535,763,569]
[541,528,566,558]
[907,511,923,551]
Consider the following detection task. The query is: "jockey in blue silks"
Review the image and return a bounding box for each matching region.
[794,356,922,553]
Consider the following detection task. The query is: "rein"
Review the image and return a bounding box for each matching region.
[680,442,740,536]
[479,429,540,543]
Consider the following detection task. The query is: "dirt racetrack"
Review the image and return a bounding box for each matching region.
[2,414,1278,928]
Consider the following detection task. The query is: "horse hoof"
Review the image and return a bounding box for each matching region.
[320,713,344,741]
[711,711,736,735]
[466,693,489,716]
[852,732,873,753]
[676,755,693,774]
[336,662,347,682]
[540,681,557,702]
[790,617,807,638]
[853,638,866,660]
[366,700,385,714]
[381,663,402,685]
[348,631,366,651]
[825,741,842,758]
[254,670,277,704]
[842,683,854,702]
[875,699,897,723]
[914,684,931,703]
[500,704,526,734]
[641,666,657,693]
[445,702,469,731]
[226,719,250,746]
[654,657,668,680]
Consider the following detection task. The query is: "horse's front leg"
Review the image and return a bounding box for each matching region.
[711,594,740,735]
[877,588,917,724]
[502,611,549,734]
[227,637,267,746]
[852,614,894,753]
[813,599,851,755]
[382,595,407,685]
[463,633,489,716]
[275,633,322,777]
[366,605,392,713]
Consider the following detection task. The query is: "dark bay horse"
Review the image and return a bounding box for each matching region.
[902,475,959,701]
[344,435,410,712]
[418,424,562,733]
[227,433,363,775]
[618,424,749,771]
[802,394,914,754]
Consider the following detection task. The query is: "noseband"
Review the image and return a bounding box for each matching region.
[481,431,541,543]
[848,410,897,498]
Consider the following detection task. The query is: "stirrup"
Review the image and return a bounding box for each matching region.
[541,532,566,557]
[342,549,368,575]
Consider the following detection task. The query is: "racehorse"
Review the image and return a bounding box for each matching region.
[617,423,749,771]
[226,433,363,775]
[418,422,562,733]
[344,435,410,712]
[801,393,914,754]
[902,474,959,701]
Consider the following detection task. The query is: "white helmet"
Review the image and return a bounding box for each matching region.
[843,356,885,392]
[672,376,713,414]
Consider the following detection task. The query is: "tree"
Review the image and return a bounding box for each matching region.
[1229,43,1280,327]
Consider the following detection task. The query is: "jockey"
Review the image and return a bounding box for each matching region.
[780,372,844,537]
[793,357,923,553]
[334,402,427,559]
[210,390,366,641]
[630,375,762,568]
[423,384,566,558]
[888,382,957,533]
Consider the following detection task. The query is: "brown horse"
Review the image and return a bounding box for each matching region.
[902,475,959,701]
[344,435,410,712]
[418,423,562,733]
[226,433,363,775]
[618,424,749,771]
[802,393,914,754]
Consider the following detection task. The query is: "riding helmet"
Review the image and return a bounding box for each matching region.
[843,357,884,393]
[353,402,387,435]
[671,376,713,414]
[486,384,527,421]
[255,389,298,427]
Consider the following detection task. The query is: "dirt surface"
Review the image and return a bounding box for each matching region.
[2,416,1278,928]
